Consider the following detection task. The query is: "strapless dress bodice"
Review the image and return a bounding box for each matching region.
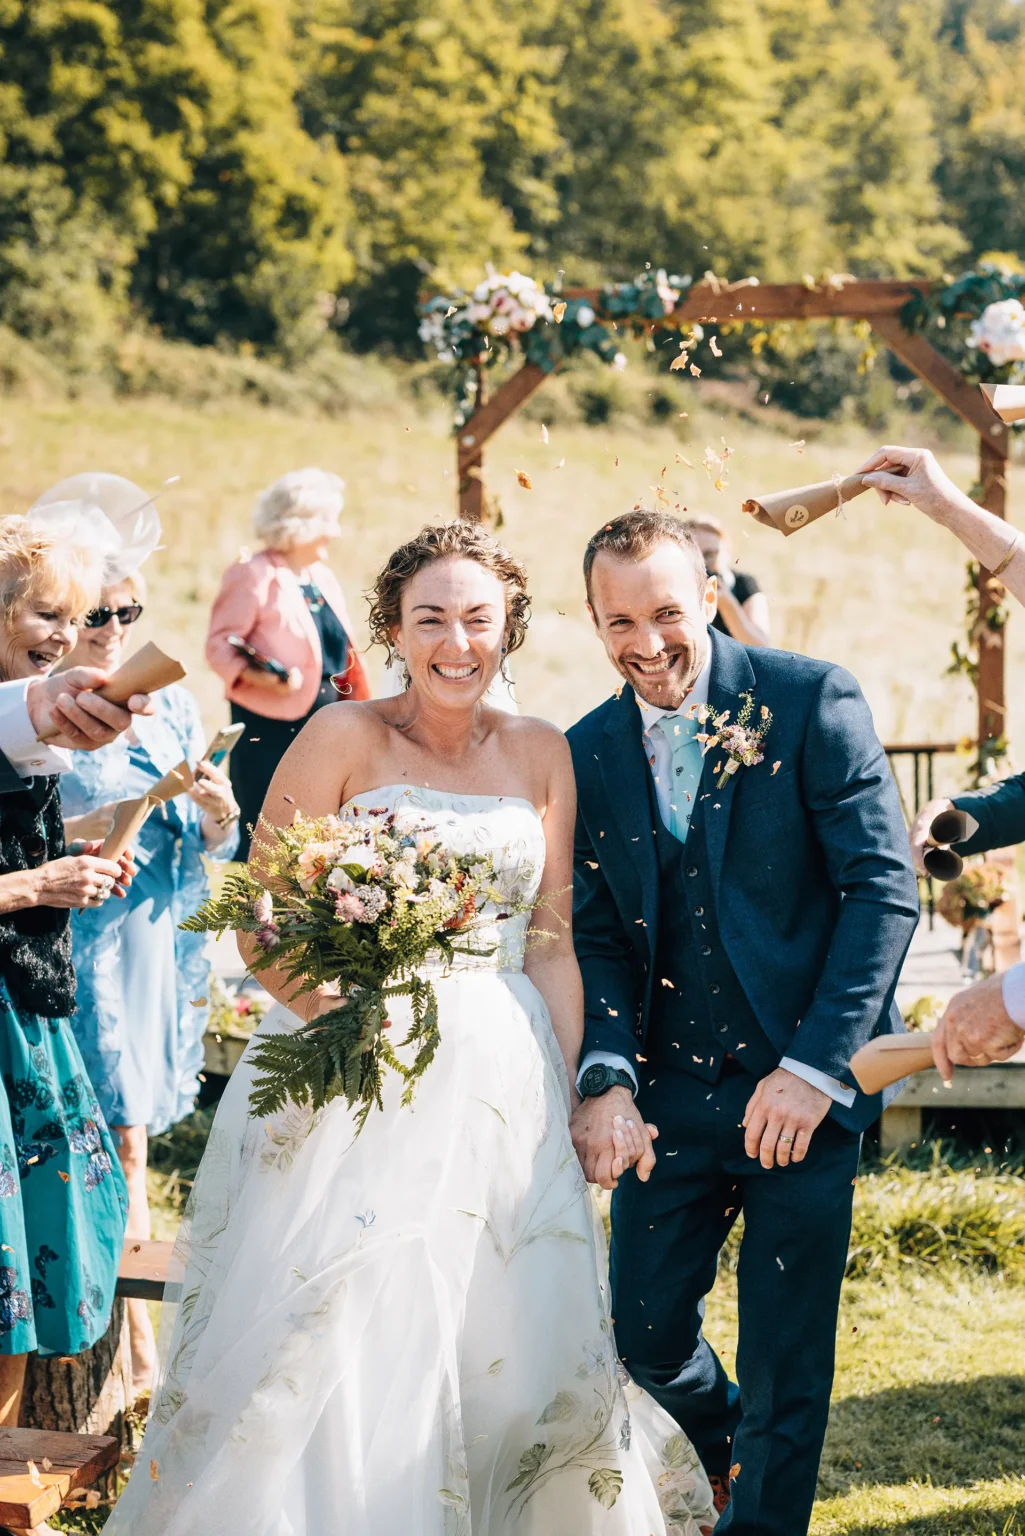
[340,784,546,974]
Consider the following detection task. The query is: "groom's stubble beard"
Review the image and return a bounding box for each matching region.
[624,630,710,712]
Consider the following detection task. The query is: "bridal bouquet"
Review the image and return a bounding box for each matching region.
[183,807,516,1129]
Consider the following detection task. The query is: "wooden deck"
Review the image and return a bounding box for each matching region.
[0,1426,119,1527]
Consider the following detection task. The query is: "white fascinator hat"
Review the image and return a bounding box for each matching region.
[28,472,166,581]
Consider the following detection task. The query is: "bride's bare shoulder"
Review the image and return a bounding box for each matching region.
[297,699,393,749]
[492,712,571,767]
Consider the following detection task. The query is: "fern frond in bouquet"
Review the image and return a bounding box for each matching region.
[183,805,525,1130]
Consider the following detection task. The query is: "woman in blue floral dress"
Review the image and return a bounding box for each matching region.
[62,568,240,1395]
[0,512,134,1450]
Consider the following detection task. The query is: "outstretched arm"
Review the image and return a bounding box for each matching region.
[859,445,1025,606]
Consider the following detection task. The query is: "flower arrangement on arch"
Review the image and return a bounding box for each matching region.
[183,806,530,1130]
[967,298,1025,368]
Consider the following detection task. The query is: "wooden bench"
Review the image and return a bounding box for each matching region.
[881,1062,1025,1153]
[116,1238,179,1304]
[0,1426,119,1528]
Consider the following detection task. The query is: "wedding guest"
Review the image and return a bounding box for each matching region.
[0,514,132,1435]
[859,447,1025,1083]
[61,565,240,1398]
[860,444,1025,605]
[683,515,771,646]
[205,468,371,860]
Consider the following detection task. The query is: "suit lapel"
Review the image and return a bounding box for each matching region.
[601,687,659,920]
[699,630,758,899]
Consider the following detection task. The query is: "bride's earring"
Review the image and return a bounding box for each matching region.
[394,651,411,688]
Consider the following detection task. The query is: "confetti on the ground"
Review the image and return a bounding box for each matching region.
[515,470,532,489]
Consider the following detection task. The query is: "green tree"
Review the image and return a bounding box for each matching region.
[0,0,352,360]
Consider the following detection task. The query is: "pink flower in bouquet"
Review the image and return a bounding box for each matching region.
[253,890,274,926]
[335,891,368,924]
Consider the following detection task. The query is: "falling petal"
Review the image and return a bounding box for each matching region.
[709,335,722,357]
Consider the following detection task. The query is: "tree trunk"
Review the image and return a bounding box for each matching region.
[21,1300,132,1446]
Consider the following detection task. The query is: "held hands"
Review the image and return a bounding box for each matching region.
[908,796,956,877]
[569,1085,658,1191]
[858,446,969,523]
[26,669,153,751]
[744,1067,830,1169]
[933,974,1025,1082]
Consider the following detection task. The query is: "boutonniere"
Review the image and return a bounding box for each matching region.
[695,691,773,789]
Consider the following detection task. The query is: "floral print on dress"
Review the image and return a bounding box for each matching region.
[0,983,127,1356]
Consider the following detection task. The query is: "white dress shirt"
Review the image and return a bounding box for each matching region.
[577,655,856,1108]
[0,679,70,778]
[1000,963,1025,1029]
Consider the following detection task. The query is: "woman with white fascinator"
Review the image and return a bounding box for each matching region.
[36,474,242,1401]
[205,468,370,861]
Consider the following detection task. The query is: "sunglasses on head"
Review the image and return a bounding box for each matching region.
[84,603,144,629]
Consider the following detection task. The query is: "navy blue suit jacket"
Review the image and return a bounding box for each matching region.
[567,630,920,1133]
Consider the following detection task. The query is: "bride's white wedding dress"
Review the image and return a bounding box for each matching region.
[105,787,715,1535]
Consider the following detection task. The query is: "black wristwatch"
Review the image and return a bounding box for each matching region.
[579,1063,636,1099]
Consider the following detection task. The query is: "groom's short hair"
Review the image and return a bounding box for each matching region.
[583,509,708,604]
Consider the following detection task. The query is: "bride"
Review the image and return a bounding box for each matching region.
[105,522,715,1535]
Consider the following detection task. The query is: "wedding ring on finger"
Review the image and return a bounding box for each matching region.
[778,1134,795,1145]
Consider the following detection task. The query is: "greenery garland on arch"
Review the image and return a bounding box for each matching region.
[419,266,696,426]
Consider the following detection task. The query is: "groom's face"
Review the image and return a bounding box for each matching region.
[588,542,716,710]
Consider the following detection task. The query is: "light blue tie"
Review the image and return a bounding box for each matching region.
[656,713,704,842]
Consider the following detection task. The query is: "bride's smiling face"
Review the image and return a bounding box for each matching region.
[395,556,508,708]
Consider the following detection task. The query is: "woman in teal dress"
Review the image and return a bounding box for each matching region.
[61,566,239,1396]
[0,509,133,1453]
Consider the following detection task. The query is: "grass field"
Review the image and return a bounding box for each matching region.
[3,382,1024,800]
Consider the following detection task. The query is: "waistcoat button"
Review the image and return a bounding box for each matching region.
[715,1022,729,1035]
[686,866,698,878]
[700,944,712,957]
[709,983,721,995]
[693,906,704,916]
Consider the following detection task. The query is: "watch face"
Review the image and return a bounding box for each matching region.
[580,1064,608,1097]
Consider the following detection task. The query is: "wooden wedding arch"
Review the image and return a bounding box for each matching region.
[453,277,1011,757]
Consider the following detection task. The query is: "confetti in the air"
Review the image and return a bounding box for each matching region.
[709,335,722,357]
[553,301,567,322]
[515,470,533,490]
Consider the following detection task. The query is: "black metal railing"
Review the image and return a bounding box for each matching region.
[884,742,963,926]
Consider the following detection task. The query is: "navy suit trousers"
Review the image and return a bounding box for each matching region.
[611,1065,860,1536]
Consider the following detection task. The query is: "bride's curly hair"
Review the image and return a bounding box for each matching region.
[368,522,531,661]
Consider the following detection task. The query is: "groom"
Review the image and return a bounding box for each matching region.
[566,510,918,1534]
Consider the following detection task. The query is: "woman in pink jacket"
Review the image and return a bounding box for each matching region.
[205,468,370,859]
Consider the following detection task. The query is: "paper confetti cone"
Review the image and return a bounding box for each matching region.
[40,642,186,743]
[742,474,870,536]
[849,1032,937,1095]
[101,794,161,861]
[980,383,1025,424]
